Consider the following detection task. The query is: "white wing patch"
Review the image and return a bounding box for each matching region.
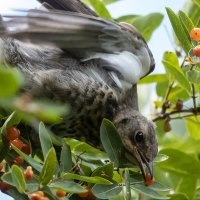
[83,49,151,86]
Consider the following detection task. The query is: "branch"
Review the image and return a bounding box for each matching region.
[153,107,200,122]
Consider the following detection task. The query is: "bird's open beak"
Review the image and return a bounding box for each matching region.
[124,147,153,183]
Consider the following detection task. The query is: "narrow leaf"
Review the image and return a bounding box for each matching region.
[39,148,57,185]
[11,165,26,193]
[89,0,112,20]
[62,173,112,185]
[178,11,195,34]
[60,142,72,173]
[166,7,192,53]
[12,145,43,172]
[100,119,123,167]
[39,122,53,159]
[49,180,86,193]
[162,60,191,93]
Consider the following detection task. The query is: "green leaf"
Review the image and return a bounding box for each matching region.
[154,154,169,163]
[0,68,23,97]
[39,148,57,185]
[60,142,72,173]
[139,74,168,84]
[132,184,169,199]
[186,116,200,140]
[131,13,164,41]
[168,193,188,200]
[92,182,122,199]
[49,180,86,193]
[163,60,190,92]
[91,162,114,180]
[176,176,197,200]
[178,11,194,34]
[186,69,200,84]
[0,112,21,136]
[166,7,192,53]
[183,0,200,27]
[100,119,123,167]
[192,0,200,7]
[2,165,26,193]
[12,145,43,172]
[89,0,112,20]
[39,122,53,159]
[72,142,107,161]
[157,148,200,176]
[117,15,139,24]
[62,173,112,185]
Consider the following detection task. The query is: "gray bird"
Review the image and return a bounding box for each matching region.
[0,0,157,181]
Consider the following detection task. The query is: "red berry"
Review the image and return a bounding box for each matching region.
[14,156,24,165]
[24,166,34,181]
[190,28,200,41]
[56,190,66,197]
[145,173,154,186]
[10,139,24,150]
[0,163,3,172]
[21,144,31,155]
[193,45,200,57]
[0,182,12,191]
[6,127,20,141]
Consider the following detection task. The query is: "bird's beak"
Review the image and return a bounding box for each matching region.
[124,147,153,182]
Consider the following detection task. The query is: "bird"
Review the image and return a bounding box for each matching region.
[0,0,158,182]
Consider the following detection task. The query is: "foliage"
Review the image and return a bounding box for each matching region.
[0,0,200,200]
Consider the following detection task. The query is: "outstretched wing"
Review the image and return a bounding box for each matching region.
[1,9,154,86]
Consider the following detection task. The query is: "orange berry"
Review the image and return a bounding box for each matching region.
[24,166,34,181]
[21,144,31,155]
[34,191,44,197]
[78,187,95,198]
[0,163,3,172]
[190,28,200,41]
[10,139,23,150]
[40,197,50,200]
[0,182,12,191]
[6,127,20,141]
[145,173,154,186]
[29,193,41,200]
[14,156,24,165]
[56,190,66,197]
[193,45,200,57]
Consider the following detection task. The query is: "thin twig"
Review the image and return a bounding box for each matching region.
[153,107,200,121]
[161,81,174,114]
[191,83,197,114]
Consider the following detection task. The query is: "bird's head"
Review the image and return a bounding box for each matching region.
[114,108,158,182]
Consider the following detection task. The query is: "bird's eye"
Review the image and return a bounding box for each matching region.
[135,131,144,143]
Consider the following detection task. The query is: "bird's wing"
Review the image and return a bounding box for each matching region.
[37,0,98,16]
[1,9,154,85]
